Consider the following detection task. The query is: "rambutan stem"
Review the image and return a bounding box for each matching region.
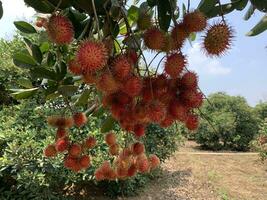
[91,0,101,38]
[217,0,226,23]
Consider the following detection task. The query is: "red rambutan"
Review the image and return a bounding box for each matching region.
[68,59,83,75]
[127,49,139,64]
[183,10,207,33]
[79,155,91,168]
[132,142,145,155]
[171,23,189,49]
[148,101,166,123]
[137,158,150,173]
[169,100,188,122]
[149,154,160,170]
[180,71,198,89]
[165,53,187,78]
[105,132,117,146]
[186,114,199,131]
[96,71,120,94]
[46,14,74,45]
[84,136,97,149]
[44,144,57,157]
[122,75,143,97]
[55,137,69,152]
[133,124,146,138]
[69,144,82,157]
[127,164,137,177]
[109,144,120,156]
[144,27,166,51]
[64,156,77,169]
[112,55,132,80]
[73,112,88,127]
[180,90,203,108]
[56,128,67,140]
[95,169,105,181]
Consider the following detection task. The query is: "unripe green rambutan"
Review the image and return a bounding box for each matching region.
[203,22,234,57]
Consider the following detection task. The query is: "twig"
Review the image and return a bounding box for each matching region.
[91,0,101,38]
[217,0,226,23]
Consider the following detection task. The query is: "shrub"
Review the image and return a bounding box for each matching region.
[195,93,258,151]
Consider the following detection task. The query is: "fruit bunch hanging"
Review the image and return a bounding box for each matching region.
[12,0,233,180]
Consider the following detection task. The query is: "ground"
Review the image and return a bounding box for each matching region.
[70,141,267,200]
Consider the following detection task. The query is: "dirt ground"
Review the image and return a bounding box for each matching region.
[73,141,267,200]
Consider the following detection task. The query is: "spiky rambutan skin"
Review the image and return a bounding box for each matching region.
[116,166,128,179]
[137,13,152,30]
[127,49,139,64]
[133,124,146,138]
[169,100,188,122]
[183,11,207,33]
[55,137,69,152]
[109,144,120,156]
[85,136,97,149]
[171,23,189,49]
[149,154,160,170]
[77,40,108,73]
[122,76,143,97]
[56,128,67,140]
[83,73,97,84]
[96,72,120,94]
[148,101,167,123]
[112,55,132,81]
[144,27,166,51]
[69,144,82,157]
[64,156,77,169]
[186,114,199,131]
[46,14,74,45]
[180,71,198,90]
[160,114,175,128]
[127,164,137,177]
[47,116,74,128]
[68,59,83,75]
[44,144,57,157]
[105,132,117,146]
[73,112,87,127]
[110,104,126,120]
[119,147,133,160]
[95,169,105,181]
[79,155,91,169]
[165,53,187,78]
[203,22,234,57]
[137,158,150,173]
[132,142,145,155]
[103,37,114,56]
[180,90,203,108]
[161,34,175,52]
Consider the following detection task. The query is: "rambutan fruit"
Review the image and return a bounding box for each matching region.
[79,155,91,169]
[202,22,234,57]
[73,112,87,127]
[127,164,137,177]
[116,166,128,179]
[68,59,83,75]
[160,114,175,128]
[186,114,199,131]
[137,13,152,30]
[96,71,120,94]
[142,87,154,103]
[122,75,143,97]
[83,73,97,84]
[137,158,150,173]
[144,27,166,51]
[149,154,160,170]
[55,137,69,152]
[110,104,126,120]
[77,40,108,73]
[95,169,105,181]
[133,124,146,138]
[103,37,114,56]
[171,23,189,49]
[183,11,207,33]
[69,144,82,157]
[47,115,74,128]
[46,14,74,45]
[180,90,203,108]
[169,100,188,122]
[109,144,120,156]
[105,132,117,146]
[56,128,67,140]
[127,49,139,64]
[165,53,187,78]
[119,147,133,160]
[180,71,198,89]
[64,156,77,169]
[148,101,166,123]
[84,136,97,149]
[112,55,132,80]
[132,142,145,155]
[44,144,57,157]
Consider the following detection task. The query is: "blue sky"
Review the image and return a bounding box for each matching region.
[0,0,266,106]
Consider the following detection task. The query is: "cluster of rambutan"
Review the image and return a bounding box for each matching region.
[44,112,97,172]
[94,132,160,181]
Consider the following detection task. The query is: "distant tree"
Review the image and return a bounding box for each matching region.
[254,102,267,121]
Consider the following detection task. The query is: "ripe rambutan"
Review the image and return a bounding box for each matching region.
[160,114,175,128]
[183,11,207,33]
[161,34,175,52]
[127,164,137,177]
[149,154,160,170]
[112,55,132,80]
[69,144,82,157]
[73,112,87,127]
[203,22,234,56]
[133,124,146,138]
[96,71,120,94]
[180,90,203,108]
[56,128,67,139]
[137,158,150,173]
[119,147,133,160]
[132,142,145,155]
[44,144,57,157]
[144,27,166,51]
[165,53,187,78]
[127,49,139,64]
[105,132,117,146]
[46,14,74,45]
[180,71,198,89]
[169,100,188,122]
[64,156,77,169]
[79,155,91,168]
[116,166,128,179]
[171,23,189,49]
[77,40,108,73]
[148,101,167,123]
[122,75,143,97]
[95,169,105,181]
[85,136,97,149]
[55,137,69,152]
[186,114,199,131]
[109,144,120,156]
[47,115,74,128]
[83,73,97,84]
[137,13,152,30]
[68,59,83,75]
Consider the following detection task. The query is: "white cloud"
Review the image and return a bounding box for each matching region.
[186,43,232,76]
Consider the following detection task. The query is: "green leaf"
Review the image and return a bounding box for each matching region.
[24,0,54,13]
[205,3,236,18]
[31,67,58,80]
[128,5,139,22]
[250,0,267,12]
[40,42,50,53]
[24,38,43,64]
[17,78,33,89]
[0,1,3,20]
[101,116,116,133]
[197,0,217,14]
[11,88,39,100]
[233,0,248,11]
[13,53,37,68]
[47,52,56,68]
[14,21,37,34]
[74,89,91,106]
[58,85,78,96]
[147,0,157,7]
[246,14,267,36]
[158,1,172,31]
[244,5,256,21]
